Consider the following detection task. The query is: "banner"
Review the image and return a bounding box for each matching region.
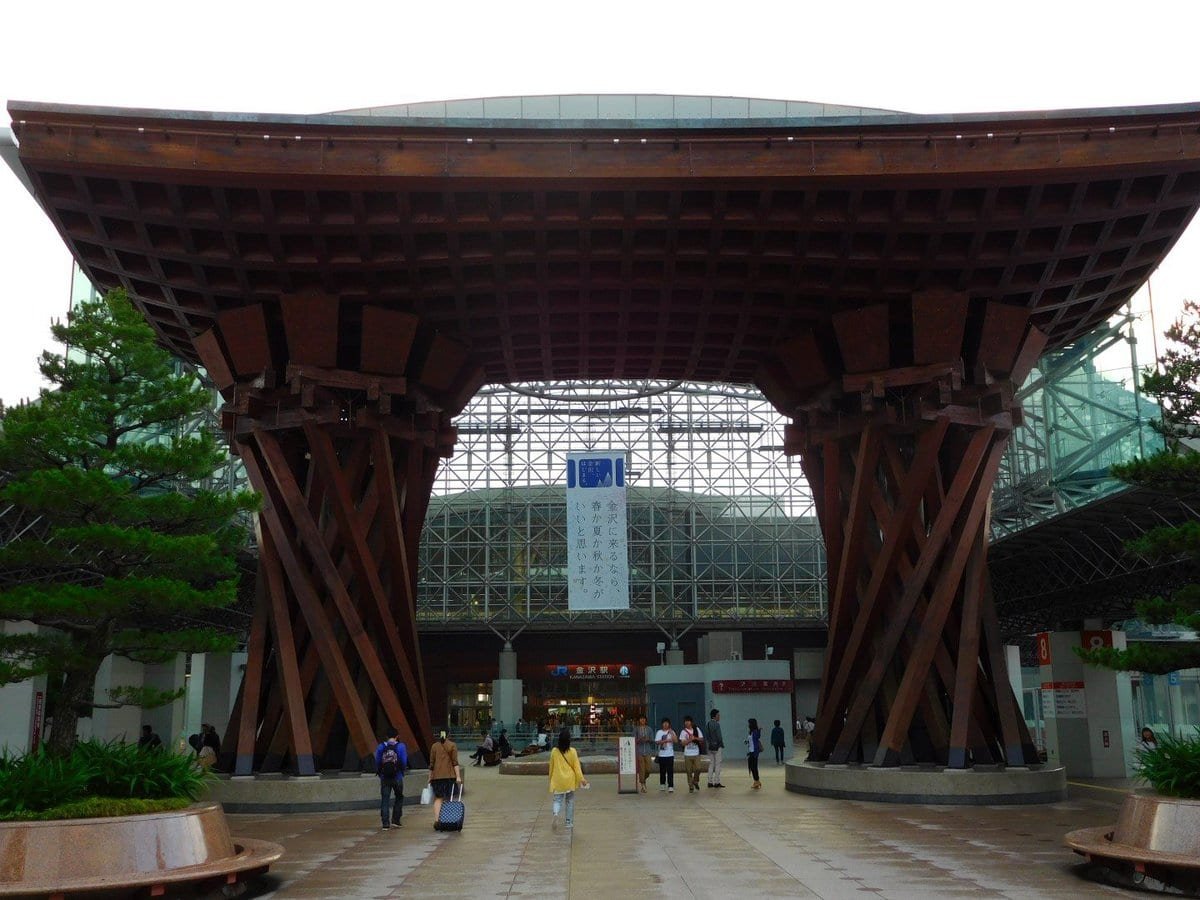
[566,452,630,610]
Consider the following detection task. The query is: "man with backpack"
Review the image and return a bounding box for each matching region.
[375,728,409,830]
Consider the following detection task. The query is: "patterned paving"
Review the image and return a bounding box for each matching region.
[232,764,1130,899]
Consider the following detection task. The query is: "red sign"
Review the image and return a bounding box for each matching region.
[1041,681,1085,690]
[546,663,633,680]
[711,679,792,694]
[30,690,44,751]
[1036,632,1052,666]
[1081,630,1113,651]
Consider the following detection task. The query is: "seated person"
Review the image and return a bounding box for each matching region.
[469,730,494,766]
[497,730,512,758]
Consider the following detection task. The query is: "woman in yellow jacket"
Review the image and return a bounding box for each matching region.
[547,728,589,830]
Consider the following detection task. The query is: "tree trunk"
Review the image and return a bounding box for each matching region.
[45,654,105,756]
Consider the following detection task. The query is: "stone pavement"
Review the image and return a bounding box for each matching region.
[234,762,1132,899]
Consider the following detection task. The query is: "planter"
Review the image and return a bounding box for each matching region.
[1065,793,1200,896]
[0,802,283,899]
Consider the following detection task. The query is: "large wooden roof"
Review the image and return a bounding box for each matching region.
[9,98,1200,401]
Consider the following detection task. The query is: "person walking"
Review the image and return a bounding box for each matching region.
[634,715,655,794]
[706,709,725,788]
[548,728,589,830]
[745,718,763,789]
[374,728,408,830]
[426,729,462,828]
[770,719,786,765]
[679,715,705,793]
[655,717,677,793]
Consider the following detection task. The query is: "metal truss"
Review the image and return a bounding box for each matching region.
[991,308,1162,538]
[417,382,825,632]
[991,487,1200,637]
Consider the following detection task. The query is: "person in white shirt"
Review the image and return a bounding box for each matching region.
[654,717,677,793]
[679,715,705,793]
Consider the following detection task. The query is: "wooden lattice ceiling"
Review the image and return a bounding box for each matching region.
[10,100,1200,389]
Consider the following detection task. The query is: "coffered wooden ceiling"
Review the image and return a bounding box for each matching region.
[10,100,1200,391]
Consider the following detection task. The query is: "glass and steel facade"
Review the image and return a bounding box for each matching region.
[991,310,1163,537]
[418,382,824,631]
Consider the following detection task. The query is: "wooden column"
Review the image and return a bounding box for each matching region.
[199,297,471,773]
[769,295,1045,769]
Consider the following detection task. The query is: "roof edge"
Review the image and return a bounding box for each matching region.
[11,98,1200,134]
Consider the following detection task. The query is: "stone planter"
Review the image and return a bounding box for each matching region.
[0,802,282,898]
[1065,793,1200,895]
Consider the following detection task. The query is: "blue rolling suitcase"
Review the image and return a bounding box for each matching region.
[435,783,465,832]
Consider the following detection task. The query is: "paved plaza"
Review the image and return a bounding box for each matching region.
[234,763,1134,899]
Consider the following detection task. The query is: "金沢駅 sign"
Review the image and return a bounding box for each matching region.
[547,663,633,680]
[711,679,793,694]
[566,452,630,610]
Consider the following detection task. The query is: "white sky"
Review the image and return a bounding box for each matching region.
[2,0,1198,404]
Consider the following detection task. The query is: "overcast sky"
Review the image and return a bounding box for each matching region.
[2,1,1198,404]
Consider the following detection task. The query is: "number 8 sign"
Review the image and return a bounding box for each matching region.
[1036,632,1052,666]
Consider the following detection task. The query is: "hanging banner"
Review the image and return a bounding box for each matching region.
[566,451,630,610]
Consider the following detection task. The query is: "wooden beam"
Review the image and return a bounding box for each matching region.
[303,421,427,749]
[818,419,948,759]
[260,527,317,776]
[280,293,339,368]
[238,439,378,759]
[252,429,416,754]
[830,424,995,764]
[873,437,1006,766]
[233,593,268,776]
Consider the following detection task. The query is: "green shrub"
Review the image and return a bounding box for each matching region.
[0,747,97,817]
[0,796,190,822]
[75,739,211,800]
[0,740,211,819]
[1136,728,1200,799]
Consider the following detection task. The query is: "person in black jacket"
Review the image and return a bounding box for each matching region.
[770,720,786,764]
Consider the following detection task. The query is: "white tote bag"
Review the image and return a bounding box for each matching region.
[420,784,434,806]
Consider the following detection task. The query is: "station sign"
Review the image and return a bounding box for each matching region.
[711,679,793,694]
[546,663,633,680]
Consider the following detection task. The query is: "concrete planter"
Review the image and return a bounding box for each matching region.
[1066,793,1200,895]
[784,759,1067,804]
[0,802,282,898]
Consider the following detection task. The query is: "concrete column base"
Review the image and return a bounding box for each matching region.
[785,759,1067,805]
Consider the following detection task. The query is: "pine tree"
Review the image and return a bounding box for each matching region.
[1077,300,1200,674]
[0,290,257,753]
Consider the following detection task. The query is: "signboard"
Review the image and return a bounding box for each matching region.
[29,690,44,752]
[546,663,633,681]
[1168,671,1181,686]
[566,452,631,611]
[712,679,793,694]
[1036,632,1052,666]
[617,735,638,794]
[1041,680,1087,719]
[1081,630,1113,651]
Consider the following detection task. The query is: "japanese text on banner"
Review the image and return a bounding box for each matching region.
[566,452,630,611]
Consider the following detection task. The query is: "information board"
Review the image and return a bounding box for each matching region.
[617,735,638,794]
[1040,680,1087,719]
[566,452,630,611]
